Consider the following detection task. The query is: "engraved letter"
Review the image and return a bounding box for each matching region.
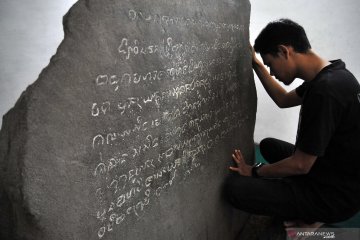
[92,134,105,149]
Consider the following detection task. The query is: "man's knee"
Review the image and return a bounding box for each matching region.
[259,137,294,163]
[223,175,239,207]
[223,174,252,207]
[259,137,276,159]
[223,174,233,196]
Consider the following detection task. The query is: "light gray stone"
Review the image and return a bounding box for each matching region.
[0,0,256,239]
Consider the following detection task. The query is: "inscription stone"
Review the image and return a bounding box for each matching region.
[0,0,256,239]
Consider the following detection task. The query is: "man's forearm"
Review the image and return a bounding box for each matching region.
[256,157,306,178]
[252,60,288,107]
[256,149,317,178]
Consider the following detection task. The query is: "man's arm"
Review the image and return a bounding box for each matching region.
[256,148,317,178]
[230,148,317,178]
[252,47,302,108]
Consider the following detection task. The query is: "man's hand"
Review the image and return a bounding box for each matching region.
[250,44,261,67]
[229,149,252,176]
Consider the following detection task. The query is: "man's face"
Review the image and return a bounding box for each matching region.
[261,52,295,85]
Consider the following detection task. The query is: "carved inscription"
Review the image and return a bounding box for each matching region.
[90,8,246,239]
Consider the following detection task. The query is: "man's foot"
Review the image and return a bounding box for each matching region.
[283,220,324,240]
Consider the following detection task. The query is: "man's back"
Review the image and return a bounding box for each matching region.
[294,59,360,218]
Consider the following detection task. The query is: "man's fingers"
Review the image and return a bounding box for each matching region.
[249,44,255,53]
[232,154,240,163]
[229,166,239,172]
[235,150,241,159]
[235,150,244,162]
[238,150,245,161]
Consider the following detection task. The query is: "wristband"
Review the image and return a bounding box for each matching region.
[252,163,264,178]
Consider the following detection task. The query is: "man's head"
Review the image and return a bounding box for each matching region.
[254,19,312,85]
[254,18,311,56]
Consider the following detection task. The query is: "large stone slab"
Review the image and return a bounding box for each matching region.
[0,0,256,239]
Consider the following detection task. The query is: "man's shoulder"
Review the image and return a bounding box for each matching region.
[309,65,359,97]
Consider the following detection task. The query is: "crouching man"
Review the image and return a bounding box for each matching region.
[225,19,360,231]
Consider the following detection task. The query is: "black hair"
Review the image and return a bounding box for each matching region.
[254,18,311,55]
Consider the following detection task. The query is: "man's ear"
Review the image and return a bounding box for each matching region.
[278,45,290,59]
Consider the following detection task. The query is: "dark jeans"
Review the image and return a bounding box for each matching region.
[224,138,321,223]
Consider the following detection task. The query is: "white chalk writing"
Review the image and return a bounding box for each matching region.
[127,9,245,33]
[89,7,249,239]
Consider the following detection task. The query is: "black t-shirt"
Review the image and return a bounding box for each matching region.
[294,60,360,214]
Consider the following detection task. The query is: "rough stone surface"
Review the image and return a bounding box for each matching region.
[0,0,256,239]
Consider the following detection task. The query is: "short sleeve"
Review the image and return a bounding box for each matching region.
[295,82,309,98]
[296,92,342,156]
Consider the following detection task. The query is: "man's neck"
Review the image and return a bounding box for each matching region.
[294,50,331,82]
